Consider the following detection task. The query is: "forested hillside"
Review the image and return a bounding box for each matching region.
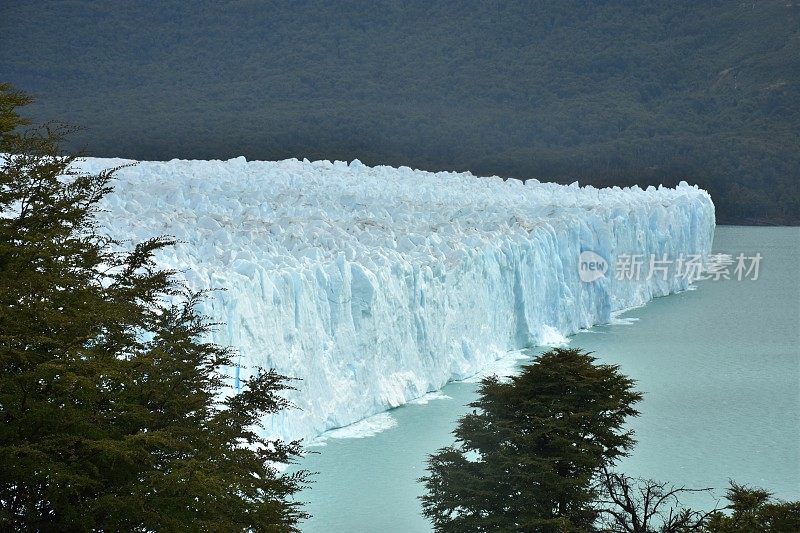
[1,0,798,224]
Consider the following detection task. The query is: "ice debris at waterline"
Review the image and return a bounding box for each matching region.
[81,156,715,442]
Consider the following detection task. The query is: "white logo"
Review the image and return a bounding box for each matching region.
[579,251,607,282]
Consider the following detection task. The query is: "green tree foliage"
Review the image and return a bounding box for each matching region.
[1,1,797,224]
[704,483,800,533]
[420,348,643,532]
[0,85,309,531]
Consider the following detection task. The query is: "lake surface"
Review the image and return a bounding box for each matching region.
[293,226,800,532]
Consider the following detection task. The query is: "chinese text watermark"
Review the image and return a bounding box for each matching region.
[579,252,762,282]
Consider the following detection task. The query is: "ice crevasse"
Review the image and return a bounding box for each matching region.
[83,156,716,443]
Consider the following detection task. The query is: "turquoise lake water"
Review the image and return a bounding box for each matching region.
[293,226,800,532]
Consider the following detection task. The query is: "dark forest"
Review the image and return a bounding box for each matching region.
[2,0,797,224]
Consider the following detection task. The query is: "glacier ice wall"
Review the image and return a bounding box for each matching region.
[84,156,715,442]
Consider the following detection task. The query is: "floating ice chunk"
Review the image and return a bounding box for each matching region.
[408,391,453,405]
[311,412,398,445]
[459,350,532,384]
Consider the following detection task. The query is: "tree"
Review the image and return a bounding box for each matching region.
[420,348,642,532]
[594,468,719,533]
[703,483,800,533]
[0,84,309,531]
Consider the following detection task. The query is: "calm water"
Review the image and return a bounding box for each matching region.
[293,226,800,532]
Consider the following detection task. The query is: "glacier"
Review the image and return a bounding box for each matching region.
[80,156,715,443]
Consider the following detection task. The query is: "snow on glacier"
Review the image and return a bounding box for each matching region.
[81,156,715,443]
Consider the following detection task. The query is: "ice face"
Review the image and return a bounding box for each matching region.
[84,156,715,443]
